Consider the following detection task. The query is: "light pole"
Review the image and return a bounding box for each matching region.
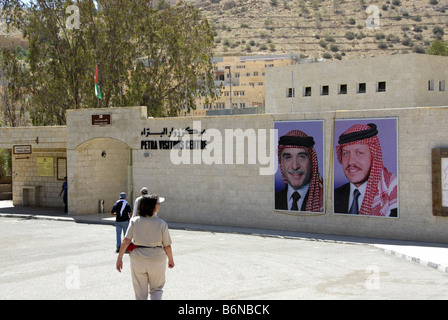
[225,65,232,115]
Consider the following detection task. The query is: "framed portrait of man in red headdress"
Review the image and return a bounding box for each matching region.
[274,120,325,214]
[333,118,398,218]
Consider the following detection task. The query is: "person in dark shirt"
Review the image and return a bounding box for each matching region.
[59,177,68,213]
[110,192,133,253]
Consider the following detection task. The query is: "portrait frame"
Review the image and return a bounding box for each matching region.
[431,148,448,216]
[333,118,399,218]
[274,120,325,215]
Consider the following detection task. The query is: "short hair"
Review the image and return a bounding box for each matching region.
[139,194,159,217]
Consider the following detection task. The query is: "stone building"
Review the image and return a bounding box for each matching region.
[265,53,448,113]
[1,54,448,243]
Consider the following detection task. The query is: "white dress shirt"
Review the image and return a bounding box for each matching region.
[348,182,367,213]
[287,183,310,211]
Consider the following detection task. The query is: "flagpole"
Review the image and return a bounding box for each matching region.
[96,63,100,108]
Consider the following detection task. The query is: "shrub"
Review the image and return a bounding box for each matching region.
[345,32,356,40]
[330,44,339,52]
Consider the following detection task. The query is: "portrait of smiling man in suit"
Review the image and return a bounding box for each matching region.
[334,119,398,218]
[274,121,324,213]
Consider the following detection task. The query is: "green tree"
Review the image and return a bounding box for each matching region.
[427,39,448,56]
[0,0,217,124]
[0,149,12,178]
[2,0,99,124]
[0,47,30,127]
[124,3,217,116]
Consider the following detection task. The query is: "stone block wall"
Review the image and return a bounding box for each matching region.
[12,148,67,208]
[71,138,131,214]
[128,107,448,243]
[0,126,67,208]
[3,106,447,243]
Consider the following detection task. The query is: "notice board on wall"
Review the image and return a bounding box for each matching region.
[37,157,54,177]
[57,157,67,180]
[432,148,448,216]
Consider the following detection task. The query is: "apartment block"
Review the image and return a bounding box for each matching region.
[189,54,300,116]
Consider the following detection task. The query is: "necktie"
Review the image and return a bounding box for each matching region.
[349,189,361,214]
[290,192,301,211]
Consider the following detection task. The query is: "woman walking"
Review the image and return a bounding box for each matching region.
[116,194,174,300]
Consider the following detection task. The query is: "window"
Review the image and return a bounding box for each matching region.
[339,84,347,95]
[321,85,329,96]
[428,80,435,91]
[357,83,366,93]
[287,88,295,98]
[377,81,386,92]
[440,80,445,91]
[304,87,312,97]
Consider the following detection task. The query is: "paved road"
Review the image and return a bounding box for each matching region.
[1,217,448,300]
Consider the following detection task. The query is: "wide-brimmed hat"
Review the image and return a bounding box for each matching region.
[140,187,149,195]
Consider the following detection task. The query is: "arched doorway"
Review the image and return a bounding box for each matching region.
[73,138,132,215]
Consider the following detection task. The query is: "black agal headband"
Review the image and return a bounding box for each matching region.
[278,135,315,148]
[338,123,378,145]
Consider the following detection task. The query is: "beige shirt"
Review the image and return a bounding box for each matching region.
[125,215,172,248]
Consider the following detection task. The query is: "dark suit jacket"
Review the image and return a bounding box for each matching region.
[334,182,397,217]
[334,183,351,214]
[275,187,309,211]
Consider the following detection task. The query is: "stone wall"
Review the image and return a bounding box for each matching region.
[12,148,67,208]
[73,138,131,214]
[2,106,448,243]
[123,107,448,243]
[0,126,66,208]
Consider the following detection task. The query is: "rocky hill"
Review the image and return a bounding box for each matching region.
[193,0,448,60]
[2,0,448,61]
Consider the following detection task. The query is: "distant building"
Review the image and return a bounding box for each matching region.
[187,54,302,116]
[265,53,448,114]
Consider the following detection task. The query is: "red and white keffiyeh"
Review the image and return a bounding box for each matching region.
[278,130,324,212]
[336,123,398,216]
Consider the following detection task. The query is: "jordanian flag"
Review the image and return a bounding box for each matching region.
[94,65,102,100]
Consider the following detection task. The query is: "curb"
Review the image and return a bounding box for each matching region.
[373,245,448,273]
[0,213,115,225]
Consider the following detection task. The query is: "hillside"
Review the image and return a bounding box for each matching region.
[1,0,448,60]
[193,0,448,60]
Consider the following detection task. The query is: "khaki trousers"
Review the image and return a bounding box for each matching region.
[130,250,167,300]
